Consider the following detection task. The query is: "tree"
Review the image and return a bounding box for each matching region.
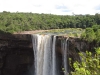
[85,28,96,42]
[70,48,100,75]
[95,29,100,43]
[92,25,100,32]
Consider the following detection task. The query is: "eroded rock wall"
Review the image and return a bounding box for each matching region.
[0,34,95,75]
[0,34,33,75]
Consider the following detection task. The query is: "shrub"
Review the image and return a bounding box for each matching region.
[70,48,100,75]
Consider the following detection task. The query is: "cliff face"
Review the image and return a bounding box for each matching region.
[0,34,94,75]
[0,34,33,75]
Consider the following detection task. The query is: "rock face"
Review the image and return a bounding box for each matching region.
[0,34,95,75]
[0,34,33,75]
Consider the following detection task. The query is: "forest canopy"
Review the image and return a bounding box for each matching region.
[0,11,100,33]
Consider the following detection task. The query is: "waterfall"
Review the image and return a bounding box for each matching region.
[31,34,57,75]
[61,38,69,75]
[52,36,56,75]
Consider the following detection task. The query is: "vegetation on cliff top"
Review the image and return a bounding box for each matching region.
[81,25,100,42]
[39,28,84,37]
[0,11,100,33]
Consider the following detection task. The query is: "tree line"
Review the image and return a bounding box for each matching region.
[0,11,100,33]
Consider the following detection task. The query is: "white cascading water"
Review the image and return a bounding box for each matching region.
[61,38,69,75]
[52,36,56,75]
[31,34,57,75]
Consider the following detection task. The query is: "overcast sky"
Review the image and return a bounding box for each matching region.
[0,0,100,15]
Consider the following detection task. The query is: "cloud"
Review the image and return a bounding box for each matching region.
[95,5,100,10]
[0,0,100,15]
[33,5,42,7]
[55,5,71,13]
[55,5,68,9]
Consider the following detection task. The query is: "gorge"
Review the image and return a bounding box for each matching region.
[0,33,94,75]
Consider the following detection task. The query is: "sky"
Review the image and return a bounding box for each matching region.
[0,0,100,15]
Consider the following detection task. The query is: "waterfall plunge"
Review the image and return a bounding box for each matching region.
[61,38,69,75]
[32,34,57,75]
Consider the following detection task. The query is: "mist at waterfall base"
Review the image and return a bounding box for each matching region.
[26,34,69,75]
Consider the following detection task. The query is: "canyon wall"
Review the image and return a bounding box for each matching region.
[0,34,94,75]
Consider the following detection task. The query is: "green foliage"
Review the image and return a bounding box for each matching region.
[81,25,100,42]
[95,29,100,43]
[41,28,84,37]
[92,25,100,32]
[86,28,96,42]
[70,48,100,75]
[81,32,86,39]
[82,28,96,42]
[73,33,78,37]
[0,11,100,33]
